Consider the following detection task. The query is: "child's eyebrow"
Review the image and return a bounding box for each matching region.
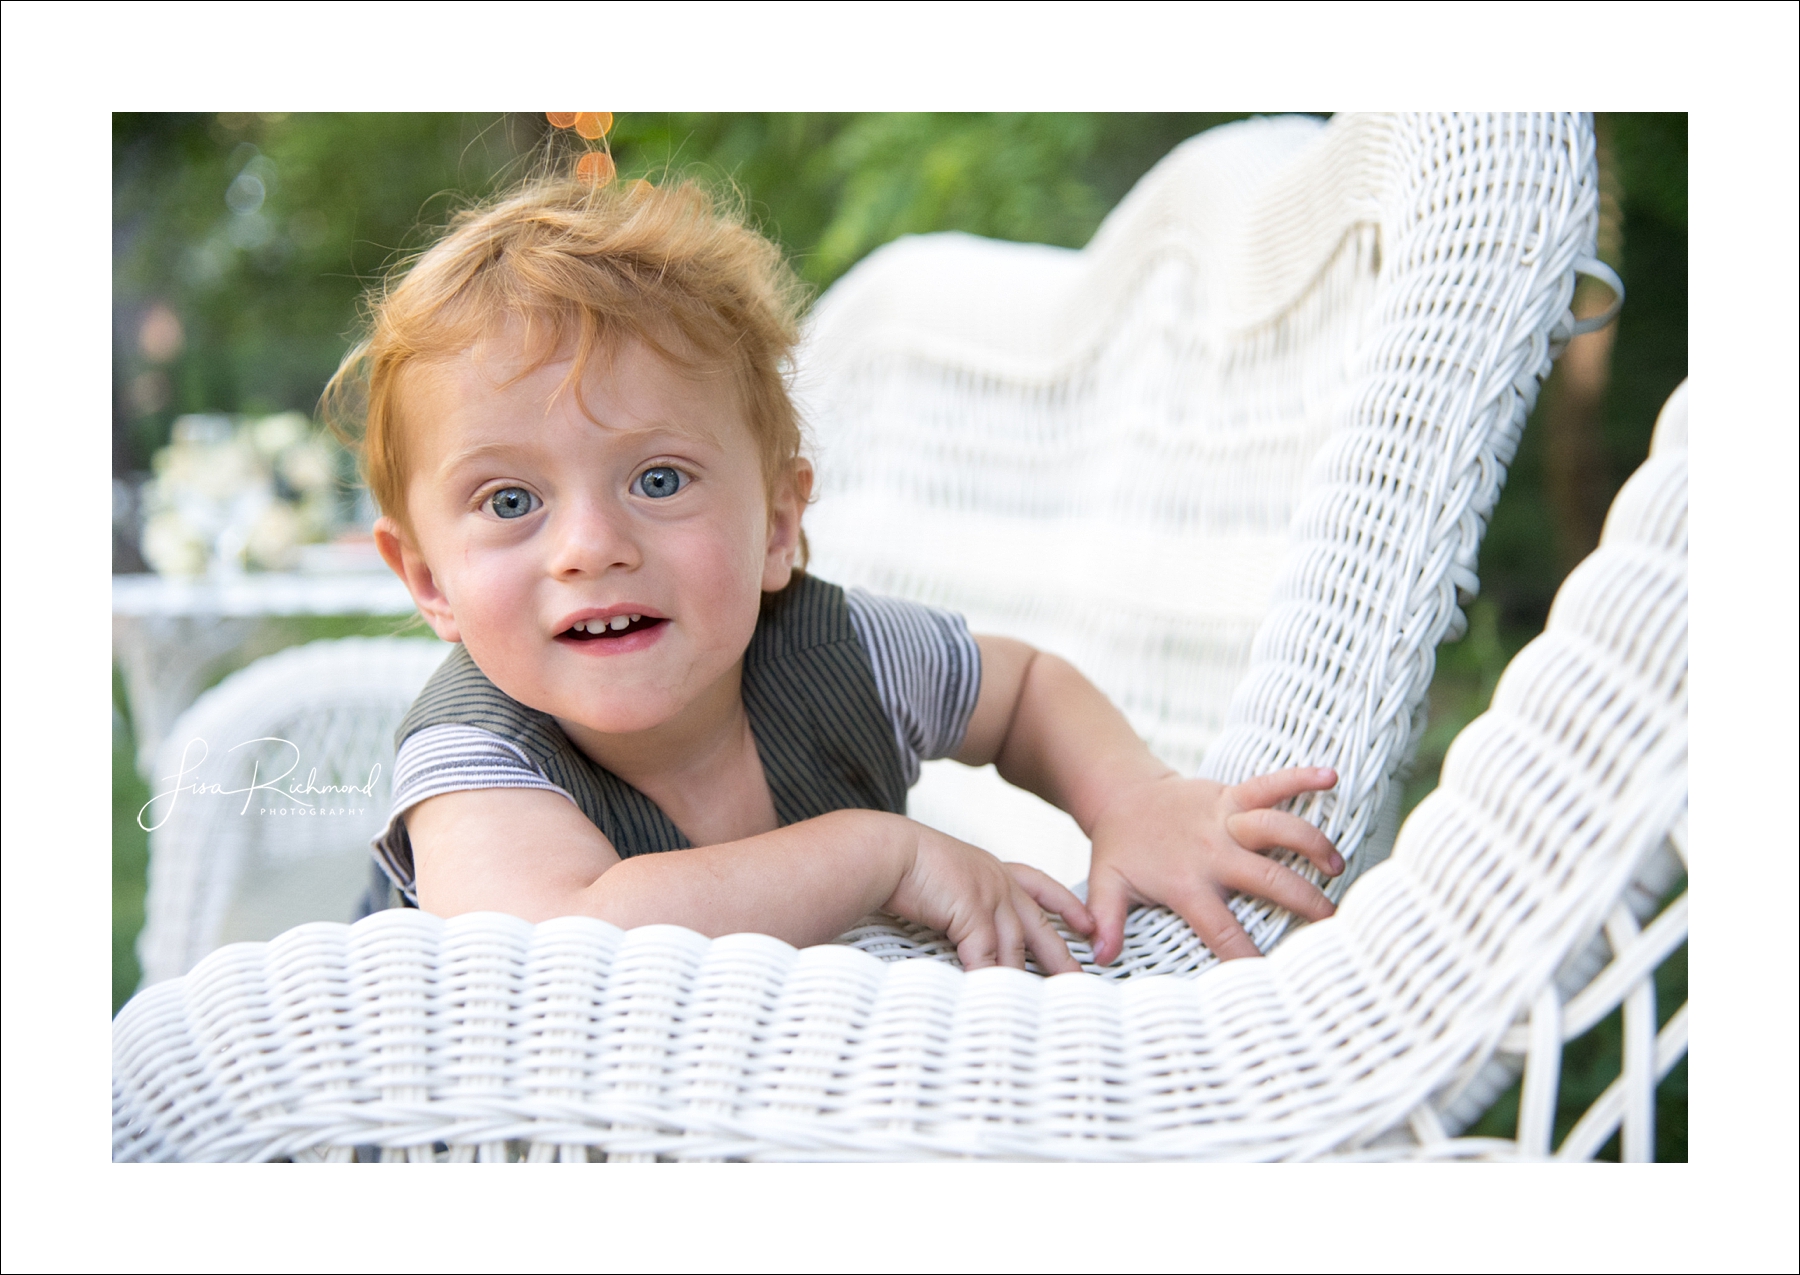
[434,422,719,477]
[434,440,532,477]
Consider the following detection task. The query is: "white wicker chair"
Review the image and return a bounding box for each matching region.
[110,384,1686,1161]
[133,637,447,986]
[818,111,1618,974]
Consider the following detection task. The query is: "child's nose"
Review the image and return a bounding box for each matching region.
[545,497,642,576]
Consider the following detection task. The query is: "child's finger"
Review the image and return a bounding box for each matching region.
[1084,869,1131,967]
[1003,862,1094,935]
[1015,896,1080,979]
[993,904,1027,971]
[1220,852,1336,922]
[1224,809,1343,876]
[1181,888,1263,962]
[955,920,1001,971]
[1229,766,1336,811]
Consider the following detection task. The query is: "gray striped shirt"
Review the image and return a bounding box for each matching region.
[377,589,980,868]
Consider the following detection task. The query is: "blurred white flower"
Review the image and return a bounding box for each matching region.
[251,411,309,458]
[296,488,341,541]
[151,436,263,504]
[278,439,336,494]
[246,501,304,571]
[213,484,274,573]
[141,509,212,577]
[139,411,358,577]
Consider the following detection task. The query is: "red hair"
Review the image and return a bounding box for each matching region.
[324,177,809,542]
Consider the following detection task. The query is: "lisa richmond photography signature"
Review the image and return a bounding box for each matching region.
[137,736,382,832]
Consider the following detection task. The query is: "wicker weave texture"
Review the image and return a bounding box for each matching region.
[134,638,448,986]
[111,404,1685,1161]
[805,112,1602,972]
[1401,379,1689,1162]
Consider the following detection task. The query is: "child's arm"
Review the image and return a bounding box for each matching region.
[405,787,1093,972]
[958,636,1343,965]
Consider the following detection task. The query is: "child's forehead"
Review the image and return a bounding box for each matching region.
[412,329,747,453]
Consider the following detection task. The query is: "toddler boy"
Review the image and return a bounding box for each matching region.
[334,177,1342,972]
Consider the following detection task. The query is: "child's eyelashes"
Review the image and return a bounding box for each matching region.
[487,486,539,520]
[632,465,689,500]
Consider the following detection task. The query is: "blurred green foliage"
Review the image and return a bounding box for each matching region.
[1476,113,1688,629]
[612,113,1252,285]
[112,665,150,1011]
[112,113,1687,1155]
[114,112,532,472]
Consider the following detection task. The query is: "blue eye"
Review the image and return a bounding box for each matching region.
[635,466,686,499]
[489,487,537,519]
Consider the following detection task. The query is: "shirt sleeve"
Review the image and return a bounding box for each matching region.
[844,588,982,788]
[370,723,577,903]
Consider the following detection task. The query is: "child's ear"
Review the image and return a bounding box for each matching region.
[374,515,462,643]
[761,458,813,592]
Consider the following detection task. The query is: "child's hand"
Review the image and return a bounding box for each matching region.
[885,827,1095,974]
[1086,766,1342,965]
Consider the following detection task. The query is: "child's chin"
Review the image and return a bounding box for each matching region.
[554,695,686,738]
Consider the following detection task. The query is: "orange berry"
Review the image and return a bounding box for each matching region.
[545,112,578,129]
[573,111,613,140]
[576,151,616,185]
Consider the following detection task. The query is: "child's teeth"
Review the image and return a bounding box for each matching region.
[610,616,629,631]
[572,621,588,633]
[629,614,641,624]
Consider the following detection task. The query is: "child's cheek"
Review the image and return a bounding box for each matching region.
[665,520,765,635]
[454,543,540,646]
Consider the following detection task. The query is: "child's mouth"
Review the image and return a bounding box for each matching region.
[561,614,667,642]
